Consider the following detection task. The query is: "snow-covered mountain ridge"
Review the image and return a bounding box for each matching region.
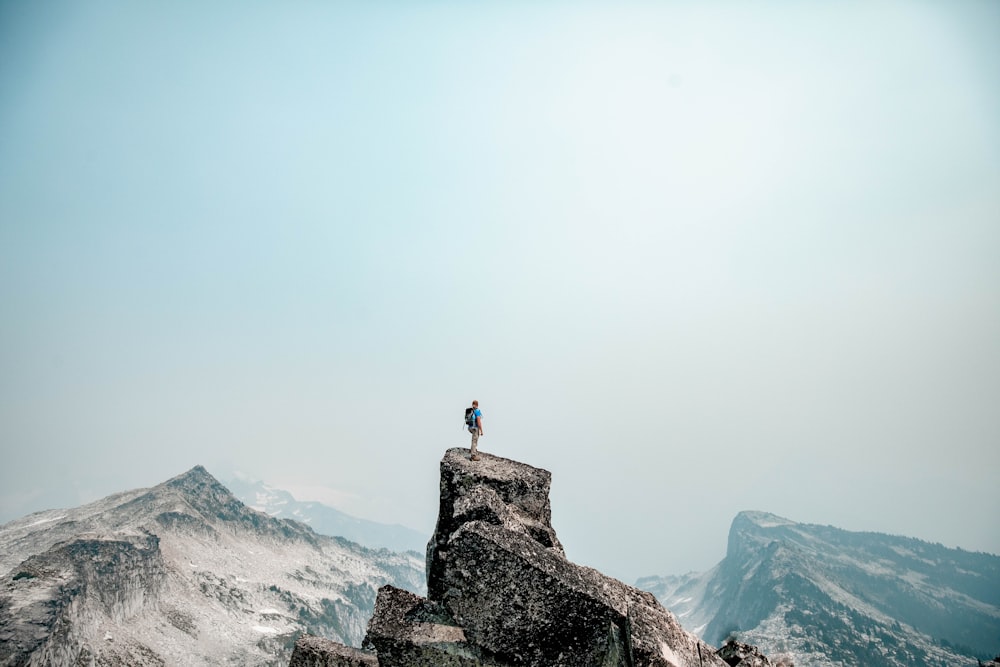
[638,510,1000,667]
[0,466,425,666]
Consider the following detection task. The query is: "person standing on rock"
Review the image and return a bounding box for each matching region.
[467,400,483,461]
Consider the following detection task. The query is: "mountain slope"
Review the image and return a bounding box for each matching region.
[224,476,427,554]
[639,511,1000,667]
[0,466,425,667]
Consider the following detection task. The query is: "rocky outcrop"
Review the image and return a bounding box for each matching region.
[293,448,737,666]
[0,532,166,666]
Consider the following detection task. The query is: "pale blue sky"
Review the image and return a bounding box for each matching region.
[1,1,998,581]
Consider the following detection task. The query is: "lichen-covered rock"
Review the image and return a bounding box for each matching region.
[433,518,725,666]
[289,634,378,666]
[426,449,563,603]
[363,585,507,666]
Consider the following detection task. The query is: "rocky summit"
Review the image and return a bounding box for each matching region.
[290,448,751,667]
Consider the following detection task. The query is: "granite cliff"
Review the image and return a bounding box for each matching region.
[290,449,760,667]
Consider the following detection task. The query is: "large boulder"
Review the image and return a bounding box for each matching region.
[289,635,377,666]
[362,584,505,667]
[716,639,773,667]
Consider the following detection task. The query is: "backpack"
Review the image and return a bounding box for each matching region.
[464,407,476,428]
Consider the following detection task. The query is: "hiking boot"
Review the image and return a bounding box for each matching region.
[471,455,481,461]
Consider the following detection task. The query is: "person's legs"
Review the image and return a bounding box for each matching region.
[469,427,480,459]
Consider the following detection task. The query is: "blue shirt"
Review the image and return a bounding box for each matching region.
[472,408,482,427]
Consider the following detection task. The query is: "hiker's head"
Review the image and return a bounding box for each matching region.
[472,400,479,408]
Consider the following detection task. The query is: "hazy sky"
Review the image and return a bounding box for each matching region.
[1,1,998,582]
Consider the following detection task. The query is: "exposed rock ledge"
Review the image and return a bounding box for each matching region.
[290,449,766,667]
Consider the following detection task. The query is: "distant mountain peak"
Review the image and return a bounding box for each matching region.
[222,475,428,554]
[162,464,224,494]
[0,465,426,666]
[734,510,796,529]
[643,511,1000,666]
[727,511,803,562]
[152,465,264,527]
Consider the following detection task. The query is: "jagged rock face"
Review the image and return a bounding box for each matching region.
[641,510,1000,667]
[358,448,729,667]
[0,466,425,667]
[1,532,166,666]
[426,448,563,601]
